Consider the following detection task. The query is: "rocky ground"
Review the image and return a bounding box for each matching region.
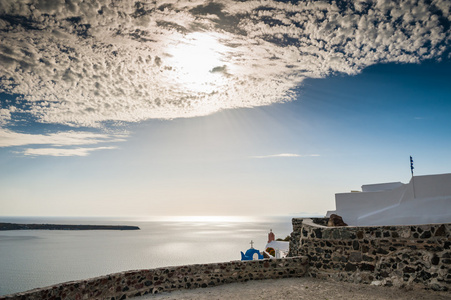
[135,277,450,300]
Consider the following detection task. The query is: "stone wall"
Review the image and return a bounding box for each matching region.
[289,218,451,291]
[0,257,308,300]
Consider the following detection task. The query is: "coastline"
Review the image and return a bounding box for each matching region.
[0,222,140,231]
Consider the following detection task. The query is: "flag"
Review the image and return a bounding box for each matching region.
[410,156,414,175]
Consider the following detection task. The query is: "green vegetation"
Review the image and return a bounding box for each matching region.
[276,235,291,242]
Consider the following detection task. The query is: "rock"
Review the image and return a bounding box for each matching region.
[434,224,446,236]
[371,280,382,286]
[345,263,357,271]
[327,214,348,227]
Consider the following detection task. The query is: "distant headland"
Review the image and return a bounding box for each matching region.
[0,222,140,231]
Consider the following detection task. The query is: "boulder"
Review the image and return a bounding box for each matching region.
[327,214,348,226]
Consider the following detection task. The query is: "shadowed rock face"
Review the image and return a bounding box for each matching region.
[327,214,347,227]
[0,223,140,231]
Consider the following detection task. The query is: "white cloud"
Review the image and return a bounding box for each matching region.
[251,153,320,159]
[0,128,127,147]
[21,146,118,157]
[0,128,125,156]
[0,107,15,125]
[0,0,449,129]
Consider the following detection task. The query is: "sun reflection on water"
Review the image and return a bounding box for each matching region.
[147,216,256,223]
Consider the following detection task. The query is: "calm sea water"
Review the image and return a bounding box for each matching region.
[0,216,294,296]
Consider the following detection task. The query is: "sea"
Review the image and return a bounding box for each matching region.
[0,216,295,296]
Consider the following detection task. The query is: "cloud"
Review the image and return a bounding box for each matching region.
[251,153,320,159]
[0,0,449,129]
[0,129,127,148]
[21,146,118,157]
[0,128,126,156]
[0,106,15,125]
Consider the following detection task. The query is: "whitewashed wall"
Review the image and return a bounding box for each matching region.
[327,173,451,226]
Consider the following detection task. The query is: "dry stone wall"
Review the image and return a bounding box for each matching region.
[289,218,451,291]
[0,257,308,300]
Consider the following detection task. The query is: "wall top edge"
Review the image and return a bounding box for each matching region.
[293,217,451,229]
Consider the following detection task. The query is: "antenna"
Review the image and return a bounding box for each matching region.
[410,156,416,198]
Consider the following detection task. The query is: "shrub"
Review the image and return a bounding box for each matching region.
[266,247,275,256]
[276,235,291,242]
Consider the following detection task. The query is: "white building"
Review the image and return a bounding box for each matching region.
[265,240,289,258]
[326,173,451,226]
[264,229,289,258]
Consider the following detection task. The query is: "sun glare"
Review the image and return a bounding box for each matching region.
[147,216,254,223]
[167,32,229,94]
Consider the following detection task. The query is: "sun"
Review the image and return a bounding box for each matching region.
[167,32,228,93]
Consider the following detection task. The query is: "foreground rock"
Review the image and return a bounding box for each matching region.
[0,223,140,231]
[327,214,348,226]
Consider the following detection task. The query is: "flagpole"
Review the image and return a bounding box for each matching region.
[410,156,416,198]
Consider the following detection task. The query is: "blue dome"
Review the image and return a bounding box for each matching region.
[240,248,264,261]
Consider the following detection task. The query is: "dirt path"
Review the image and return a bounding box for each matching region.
[134,277,450,300]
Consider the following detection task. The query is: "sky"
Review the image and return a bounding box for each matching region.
[0,0,450,218]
